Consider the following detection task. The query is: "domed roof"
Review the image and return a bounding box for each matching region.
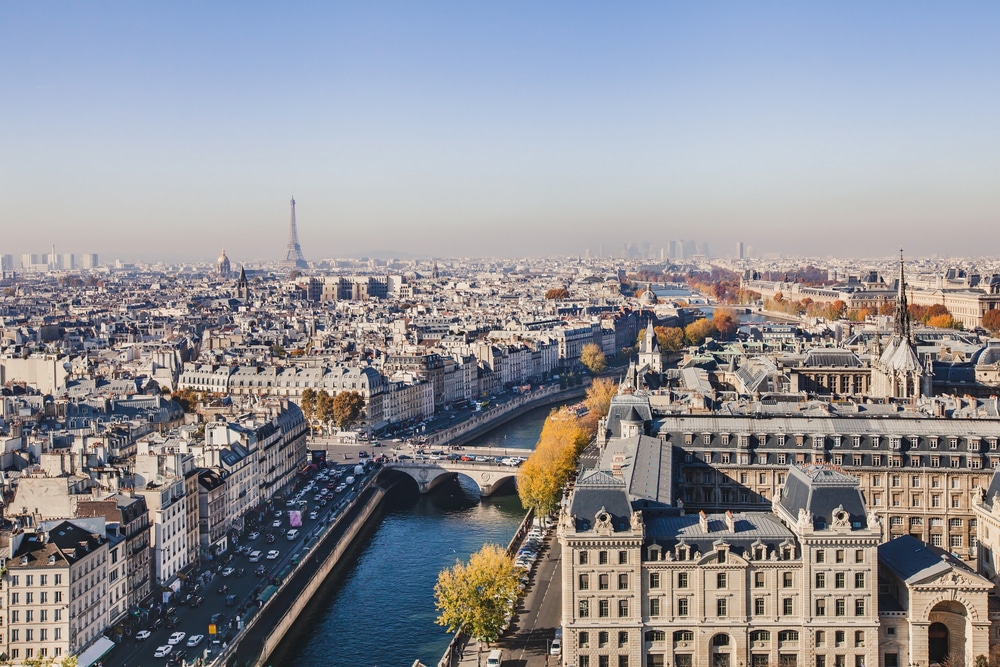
[218,249,228,263]
[640,288,657,305]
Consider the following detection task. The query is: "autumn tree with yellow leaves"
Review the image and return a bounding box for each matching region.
[434,543,522,645]
[517,380,615,520]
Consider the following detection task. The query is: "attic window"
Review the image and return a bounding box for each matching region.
[777,435,786,446]
[20,555,28,565]
[48,554,57,564]
[721,434,730,446]
[796,435,805,447]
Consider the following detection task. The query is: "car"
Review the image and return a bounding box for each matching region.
[151,616,164,630]
[275,510,284,517]
[154,645,173,658]
[248,531,260,541]
[221,566,235,577]
[166,615,180,629]
[255,564,267,576]
[309,511,318,520]
[136,630,151,641]
[168,650,188,666]
[169,632,187,645]
[225,594,237,607]
[210,612,225,625]
[189,595,204,608]
[267,550,280,560]
[286,529,299,540]
[550,638,561,655]
[248,550,263,562]
[266,533,276,544]
[271,519,282,528]
[186,634,205,647]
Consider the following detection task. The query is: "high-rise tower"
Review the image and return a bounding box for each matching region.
[282,197,308,269]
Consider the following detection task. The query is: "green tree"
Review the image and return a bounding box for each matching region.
[580,343,607,374]
[332,390,366,430]
[434,544,522,645]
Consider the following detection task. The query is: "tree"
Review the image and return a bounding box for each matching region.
[928,314,962,330]
[544,288,570,300]
[712,308,740,340]
[434,543,522,645]
[316,390,335,430]
[831,299,848,319]
[580,343,607,374]
[684,318,716,346]
[581,378,617,430]
[300,388,317,423]
[171,387,200,413]
[983,310,1000,333]
[332,390,366,430]
[650,326,681,352]
[518,407,592,519]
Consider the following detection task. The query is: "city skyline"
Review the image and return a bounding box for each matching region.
[3,3,999,262]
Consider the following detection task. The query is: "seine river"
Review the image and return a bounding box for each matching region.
[268,403,557,667]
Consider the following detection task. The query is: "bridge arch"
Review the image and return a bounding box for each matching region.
[385,461,520,497]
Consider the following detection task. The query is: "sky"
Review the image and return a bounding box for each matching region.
[2,2,999,263]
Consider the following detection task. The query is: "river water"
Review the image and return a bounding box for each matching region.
[269,403,558,667]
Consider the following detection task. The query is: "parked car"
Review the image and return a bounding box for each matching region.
[225,594,237,607]
[266,550,280,560]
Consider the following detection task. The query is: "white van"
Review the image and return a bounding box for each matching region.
[486,649,503,667]
[286,529,299,541]
[248,550,262,562]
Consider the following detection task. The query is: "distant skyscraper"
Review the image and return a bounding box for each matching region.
[282,197,308,270]
[737,241,745,259]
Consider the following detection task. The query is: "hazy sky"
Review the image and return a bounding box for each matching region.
[2,2,999,263]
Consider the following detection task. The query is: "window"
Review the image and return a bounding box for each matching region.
[816,599,826,616]
[855,573,866,588]
[779,630,799,643]
[599,551,608,564]
[619,550,628,564]
[835,631,845,647]
[579,551,589,565]
[677,572,689,588]
[619,656,629,667]
[751,630,771,643]
[836,599,846,616]
[817,657,826,667]
[950,535,963,548]
[619,631,629,648]
[932,535,943,547]
[816,550,825,563]
[717,572,727,588]
[755,572,766,588]
[855,631,865,647]
[835,573,846,588]
[599,574,610,590]
[618,599,629,617]
[649,572,660,588]
[599,599,610,617]
[816,631,825,646]
[783,572,793,587]
[579,574,590,590]
[816,573,826,588]
[650,598,661,617]
[717,598,728,617]
[579,600,589,617]
[783,598,793,615]
[855,599,866,616]
[675,630,694,642]
[678,598,689,616]
[579,631,590,647]
[755,598,766,615]
[618,573,629,590]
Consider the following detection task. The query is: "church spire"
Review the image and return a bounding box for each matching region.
[893,249,911,340]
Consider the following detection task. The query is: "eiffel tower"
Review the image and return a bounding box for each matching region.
[282,197,308,269]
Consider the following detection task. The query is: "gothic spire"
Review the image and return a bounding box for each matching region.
[893,249,911,340]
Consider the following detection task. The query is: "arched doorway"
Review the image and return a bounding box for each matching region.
[928,622,949,665]
[711,633,732,667]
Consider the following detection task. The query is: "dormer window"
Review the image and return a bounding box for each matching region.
[950,438,959,450]
[721,434,730,446]
[871,436,880,448]
[833,436,842,448]
[853,436,862,448]
[20,555,28,565]
[930,437,939,449]
[777,435,786,446]
[796,435,805,447]
[889,438,900,450]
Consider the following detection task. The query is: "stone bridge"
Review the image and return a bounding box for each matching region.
[384,460,521,496]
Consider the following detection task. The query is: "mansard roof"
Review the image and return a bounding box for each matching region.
[778,464,867,531]
[569,469,633,533]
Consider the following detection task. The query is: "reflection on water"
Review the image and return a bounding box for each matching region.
[271,402,558,667]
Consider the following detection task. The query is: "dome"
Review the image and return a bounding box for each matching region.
[640,288,657,305]
[218,249,228,263]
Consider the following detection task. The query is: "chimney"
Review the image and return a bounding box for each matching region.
[725,510,735,532]
[699,510,709,532]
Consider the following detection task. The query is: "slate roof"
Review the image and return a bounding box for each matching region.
[644,511,794,553]
[878,535,952,584]
[569,470,633,532]
[802,349,863,368]
[778,464,867,530]
[598,434,673,506]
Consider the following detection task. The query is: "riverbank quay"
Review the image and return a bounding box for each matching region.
[211,471,388,667]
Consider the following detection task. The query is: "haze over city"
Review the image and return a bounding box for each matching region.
[3,2,999,262]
